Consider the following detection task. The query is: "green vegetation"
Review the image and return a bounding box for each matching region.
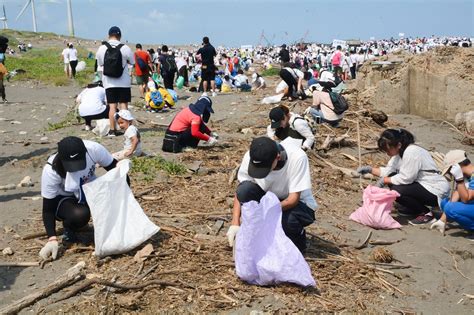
[46,109,81,131]
[261,67,280,77]
[5,48,95,86]
[130,156,187,181]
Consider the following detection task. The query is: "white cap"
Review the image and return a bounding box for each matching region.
[116,109,134,121]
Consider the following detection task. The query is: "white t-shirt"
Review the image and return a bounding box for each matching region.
[266,113,315,150]
[68,48,78,61]
[41,140,114,199]
[61,48,69,63]
[123,125,142,155]
[234,74,248,87]
[77,86,107,117]
[175,57,187,70]
[379,145,450,199]
[237,137,318,210]
[95,39,134,89]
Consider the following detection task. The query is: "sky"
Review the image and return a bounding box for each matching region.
[1,0,473,47]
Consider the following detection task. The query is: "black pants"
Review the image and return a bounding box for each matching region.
[81,105,110,127]
[0,77,5,100]
[279,69,297,97]
[350,65,356,79]
[163,73,175,90]
[178,66,189,86]
[70,60,78,77]
[390,182,438,216]
[236,181,315,253]
[178,122,208,148]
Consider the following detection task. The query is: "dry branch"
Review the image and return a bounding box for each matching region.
[0,261,85,315]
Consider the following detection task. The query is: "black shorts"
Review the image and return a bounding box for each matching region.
[106,87,131,103]
[201,64,216,82]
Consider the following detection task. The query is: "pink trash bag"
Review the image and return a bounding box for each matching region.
[235,192,316,287]
[349,185,402,229]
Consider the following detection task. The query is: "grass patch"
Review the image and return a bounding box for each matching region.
[46,109,81,131]
[261,67,281,77]
[130,156,187,181]
[5,47,95,86]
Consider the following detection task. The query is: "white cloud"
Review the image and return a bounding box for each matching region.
[148,9,181,21]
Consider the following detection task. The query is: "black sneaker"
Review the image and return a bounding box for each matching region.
[408,214,436,226]
[107,130,116,137]
[62,228,79,243]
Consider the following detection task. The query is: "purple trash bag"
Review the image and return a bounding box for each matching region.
[349,185,402,229]
[235,191,316,287]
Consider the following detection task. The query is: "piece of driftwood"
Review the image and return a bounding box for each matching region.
[355,231,373,249]
[22,228,64,240]
[0,261,85,315]
[0,262,39,267]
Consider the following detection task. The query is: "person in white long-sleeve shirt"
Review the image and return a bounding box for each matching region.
[357,128,449,225]
[267,105,314,151]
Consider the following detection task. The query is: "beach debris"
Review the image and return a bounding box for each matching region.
[18,176,34,188]
[241,128,254,135]
[133,244,154,263]
[370,247,394,263]
[2,247,14,255]
[0,184,16,191]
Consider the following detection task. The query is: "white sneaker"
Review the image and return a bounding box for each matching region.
[84,125,91,131]
[212,91,217,97]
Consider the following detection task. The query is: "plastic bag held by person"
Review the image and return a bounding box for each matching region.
[83,159,160,257]
[349,185,402,229]
[235,192,316,287]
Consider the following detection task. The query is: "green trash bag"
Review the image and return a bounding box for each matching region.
[152,73,162,85]
[176,76,185,89]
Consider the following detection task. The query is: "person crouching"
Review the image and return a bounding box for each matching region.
[162,95,218,152]
[113,109,143,160]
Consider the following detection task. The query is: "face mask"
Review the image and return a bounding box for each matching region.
[274,144,287,170]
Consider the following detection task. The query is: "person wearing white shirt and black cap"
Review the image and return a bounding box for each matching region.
[267,105,314,151]
[227,136,318,253]
[39,136,121,260]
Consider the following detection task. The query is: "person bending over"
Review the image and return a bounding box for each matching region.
[227,136,318,253]
[357,128,449,225]
[267,105,314,151]
[162,95,218,152]
[430,150,474,234]
[40,136,120,260]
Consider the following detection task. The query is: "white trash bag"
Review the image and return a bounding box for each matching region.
[235,192,316,287]
[83,159,160,257]
[261,93,284,104]
[76,60,86,72]
[92,119,110,137]
[275,80,288,93]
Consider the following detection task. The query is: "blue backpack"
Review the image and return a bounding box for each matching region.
[150,90,163,106]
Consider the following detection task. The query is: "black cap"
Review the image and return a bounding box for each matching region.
[108,26,121,36]
[248,137,278,179]
[281,44,287,48]
[57,137,87,172]
[269,107,285,129]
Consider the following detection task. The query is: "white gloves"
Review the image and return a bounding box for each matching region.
[357,166,373,175]
[211,132,219,139]
[226,225,240,247]
[430,219,446,235]
[449,164,464,181]
[207,137,218,146]
[39,240,59,260]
